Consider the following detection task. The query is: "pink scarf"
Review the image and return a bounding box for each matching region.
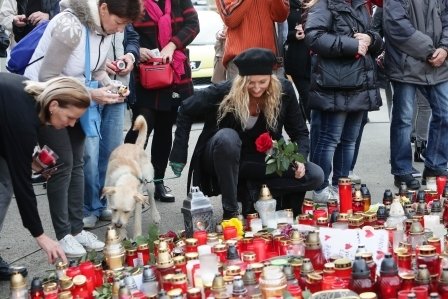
[144,0,186,83]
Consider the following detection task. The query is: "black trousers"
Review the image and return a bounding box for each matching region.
[124,108,177,180]
[202,128,324,216]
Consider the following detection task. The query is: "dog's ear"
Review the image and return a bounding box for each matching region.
[134,193,146,204]
[102,186,116,197]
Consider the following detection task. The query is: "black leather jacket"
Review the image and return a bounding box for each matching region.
[169,78,310,195]
[305,0,383,112]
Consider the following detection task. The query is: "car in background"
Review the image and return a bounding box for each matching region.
[188,10,224,89]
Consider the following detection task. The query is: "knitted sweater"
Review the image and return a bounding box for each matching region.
[216,0,289,67]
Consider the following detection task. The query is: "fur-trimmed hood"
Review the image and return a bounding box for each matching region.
[59,0,106,35]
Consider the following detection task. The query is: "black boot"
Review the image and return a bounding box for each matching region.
[414,140,426,163]
[0,256,27,281]
[154,183,175,203]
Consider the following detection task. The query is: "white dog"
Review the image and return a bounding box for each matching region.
[102,115,161,239]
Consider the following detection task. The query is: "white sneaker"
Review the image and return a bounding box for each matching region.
[348,171,362,184]
[330,185,339,201]
[83,215,98,229]
[59,235,86,258]
[312,186,339,204]
[75,230,105,251]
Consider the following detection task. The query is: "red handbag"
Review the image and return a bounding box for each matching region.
[139,57,174,90]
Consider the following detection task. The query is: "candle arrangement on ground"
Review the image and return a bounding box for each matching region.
[9,176,448,298]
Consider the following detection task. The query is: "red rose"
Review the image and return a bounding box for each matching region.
[255,132,273,153]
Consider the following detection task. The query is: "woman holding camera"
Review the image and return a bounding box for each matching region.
[24,0,141,258]
[0,73,90,279]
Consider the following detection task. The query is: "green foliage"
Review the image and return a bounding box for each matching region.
[93,283,112,299]
[265,138,305,176]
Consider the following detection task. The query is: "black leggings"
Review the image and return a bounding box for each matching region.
[124,107,177,180]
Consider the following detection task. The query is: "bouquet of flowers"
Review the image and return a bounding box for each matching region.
[255,132,305,176]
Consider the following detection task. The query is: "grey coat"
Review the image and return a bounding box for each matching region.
[383,0,448,85]
[304,0,383,112]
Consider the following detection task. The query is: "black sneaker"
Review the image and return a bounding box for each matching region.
[422,167,448,185]
[394,174,421,190]
[0,256,27,281]
[222,209,240,220]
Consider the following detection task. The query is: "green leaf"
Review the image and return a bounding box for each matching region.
[281,157,290,171]
[266,162,277,175]
[266,158,276,164]
[285,142,295,155]
[277,138,286,147]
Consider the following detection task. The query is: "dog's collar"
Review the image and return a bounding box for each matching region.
[138,177,152,185]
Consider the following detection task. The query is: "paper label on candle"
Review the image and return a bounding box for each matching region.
[319,227,388,268]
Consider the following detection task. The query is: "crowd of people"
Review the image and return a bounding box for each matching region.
[0,0,447,283]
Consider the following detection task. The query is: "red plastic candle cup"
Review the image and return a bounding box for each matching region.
[313,208,327,221]
[398,290,414,299]
[223,226,237,240]
[193,230,207,245]
[411,286,429,299]
[252,238,267,262]
[66,266,81,278]
[437,176,447,198]
[338,178,353,214]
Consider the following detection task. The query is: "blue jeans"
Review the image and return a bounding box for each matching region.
[391,81,448,175]
[310,110,364,190]
[84,103,125,217]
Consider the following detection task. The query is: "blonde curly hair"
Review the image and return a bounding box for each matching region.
[217,75,282,130]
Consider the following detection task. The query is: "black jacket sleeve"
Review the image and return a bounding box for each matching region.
[281,79,310,158]
[169,81,231,164]
[124,24,140,64]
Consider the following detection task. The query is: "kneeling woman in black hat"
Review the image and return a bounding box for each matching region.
[169,48,324,218]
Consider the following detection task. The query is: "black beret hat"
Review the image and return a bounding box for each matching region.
[233,48,277,76]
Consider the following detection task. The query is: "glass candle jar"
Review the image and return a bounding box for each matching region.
[126,248,138,267]
[171,273,188,293]
[212,243,227,263]
[185,238,198,253]
[399,273,415,291]
[348,215,364,229]
[305,273,323,293]
[363,212,377,227]
[417,245,440,277]
[353,197,364,214]
[361,253,377,283]
[259,266,287,298]
[334,258,352,284]
[302,199,314,216]
[173,256,187,275]
[339,178,353,214]
[137,243,150,266]
[397,252,412,273]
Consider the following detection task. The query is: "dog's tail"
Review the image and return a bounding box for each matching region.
[133,115,148,148]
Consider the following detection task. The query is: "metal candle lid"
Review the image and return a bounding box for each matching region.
[59,275,74,290]
[10,270,26,289]
[258,184,273,200]
[211,273,227,294]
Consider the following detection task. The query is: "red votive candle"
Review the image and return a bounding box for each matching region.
[253,238,267,262]
[339,178,352,214]
[193,230,207,245]
[437,176,447,198]
[223,226,237,240]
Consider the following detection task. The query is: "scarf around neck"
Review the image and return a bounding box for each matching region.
[144,0,186,83]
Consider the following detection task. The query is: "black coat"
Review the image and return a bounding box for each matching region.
[169,78,310,196]
[304,0,383,112]
[284,0,310,80]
